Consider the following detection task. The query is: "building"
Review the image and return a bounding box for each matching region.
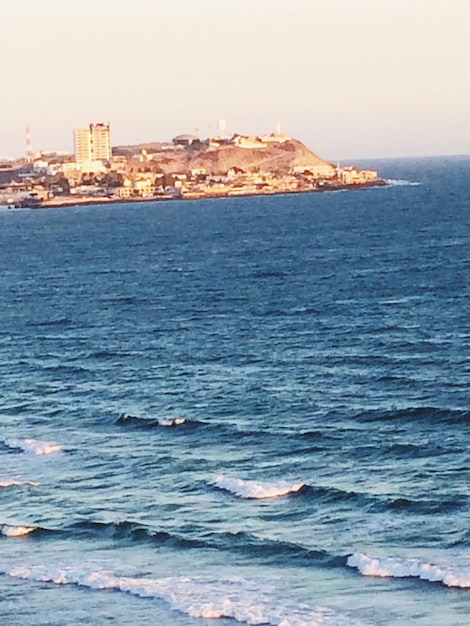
[291,163,336,178]
[172,134,199,147]
[339,167,379,185]
[74,123,111,162]
[232,135,267,149]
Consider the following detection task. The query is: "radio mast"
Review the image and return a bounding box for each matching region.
[26,124,33,162]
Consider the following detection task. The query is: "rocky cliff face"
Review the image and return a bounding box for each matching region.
[113,139,334,176]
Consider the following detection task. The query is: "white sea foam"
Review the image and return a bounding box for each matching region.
[5,562,367,625]
[385,179,421,187]
[159,417,187,427]
[213,475,305,499]
[0,479,40,488]
[4,438,63,456]
[347,553,470,588]
[1,525,36,537]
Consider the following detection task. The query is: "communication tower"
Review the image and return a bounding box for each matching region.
[217,119,227,139]
[26,124,33,162]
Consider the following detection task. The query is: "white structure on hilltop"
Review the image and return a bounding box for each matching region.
[217,119,227,139]
[74,123,111,162]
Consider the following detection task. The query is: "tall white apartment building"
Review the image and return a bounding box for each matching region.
[74,128,92,162]
[74,123,111,162]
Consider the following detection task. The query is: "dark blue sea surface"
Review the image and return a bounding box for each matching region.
[0,156,469,625]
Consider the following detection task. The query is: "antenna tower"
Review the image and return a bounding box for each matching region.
[26,124,33,162]
[217,119,227,139]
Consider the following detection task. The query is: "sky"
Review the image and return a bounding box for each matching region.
[2,0,469,160]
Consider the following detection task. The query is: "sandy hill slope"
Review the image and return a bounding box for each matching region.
[113,139,333,176]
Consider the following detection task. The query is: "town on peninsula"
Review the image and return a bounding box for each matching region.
[0,123,385,208]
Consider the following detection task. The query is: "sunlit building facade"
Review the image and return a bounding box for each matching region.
[74,123,111,162]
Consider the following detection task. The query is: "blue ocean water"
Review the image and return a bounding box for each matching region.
[0,155,469,625]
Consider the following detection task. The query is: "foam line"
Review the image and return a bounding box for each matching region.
[347,553,470,588]
[4,438,63,455]
[1,525,36,537]
[213,475,305,499]
[5,562,368,625]
[385,179,420,187]
[159,417,187,427]
[0,479,40,488]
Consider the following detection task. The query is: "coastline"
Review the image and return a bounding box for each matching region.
[12,179,387,210]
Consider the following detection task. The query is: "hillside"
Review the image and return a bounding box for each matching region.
[113,138,334,176]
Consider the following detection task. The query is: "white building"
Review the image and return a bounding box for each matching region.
[232,135,267,149]
[292,163,336,178]
[74,123,111,163]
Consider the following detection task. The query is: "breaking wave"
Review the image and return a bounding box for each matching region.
[347,553,470,588]
[385,179,421,187]
[159,417,188,427]
[0,479,40,488]
[3,438,63,456]
[1,525,36,538]
[115,414,193,429]
[213,475,306,499]
[5,561,368,625]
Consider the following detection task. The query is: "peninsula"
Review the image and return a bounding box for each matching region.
[0,125,385,208]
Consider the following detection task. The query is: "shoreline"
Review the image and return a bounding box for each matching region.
[11,179,388,210]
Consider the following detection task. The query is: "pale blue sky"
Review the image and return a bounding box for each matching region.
[2,0,469,159]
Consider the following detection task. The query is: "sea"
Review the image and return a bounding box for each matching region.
[0,155,469,626]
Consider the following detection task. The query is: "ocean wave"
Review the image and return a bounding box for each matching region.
[347,553,470,588]
[159,417,188,427]
[27,317,72,327]
[42,364,90,375]
[385,495,463,514]
[115,414,194,429]
[211,531,341,567]
[0,479,40,488]
[1,525,36,538]
[3,438,63,456]
[117,414,323,444]
[5,562,368,625]
[68,521,200,548]
[385,179,421,187]
[100,296,140,305]
[115,414,160,428]
[87,350,136,359]
[302,485,373,507]
[297,484,458,515]
[250,270,287,279]
[381,441,436,459]
[213,475,305,499]
[47,521,340,568]
[354,406,470,425]
[66,521,341,568]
